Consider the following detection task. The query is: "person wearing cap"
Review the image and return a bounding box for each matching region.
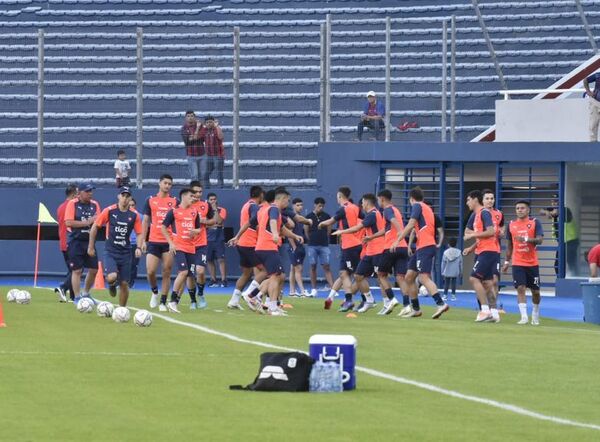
[357,91,385,141]
[200,115,224,188]
[88,187,143,307]
[540,195,579,276]
[64,182,102,303]
[181,110,205,182]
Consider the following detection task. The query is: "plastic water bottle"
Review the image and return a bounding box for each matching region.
[309,362,343,392]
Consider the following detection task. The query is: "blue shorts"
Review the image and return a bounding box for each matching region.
[256,250,283,276]
[307,245,330,266]
[379,248,408,276]
[194,245,208,267]
[340,245,362,274]
[287,244,306,266]
[471,251,497,281]
[104,250,132,283]
[67,241,99,271]
[147,241,170,258]
[408,245,436,274]
[175,251,195,274]
[237,245,260,269]
[512,265,540,290]
[207,241,225,261]
[355,254,382,277]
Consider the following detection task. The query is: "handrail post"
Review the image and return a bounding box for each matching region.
[385,16,391,142]
[136,27,143,189]
[450,15,457,142]
[37,29,44,188]
[575,0,598,53]
[441,19,448,142]
[325,14,331,142]
[232,26,241,189]
[320,22,326,142]
[471,0,507,90]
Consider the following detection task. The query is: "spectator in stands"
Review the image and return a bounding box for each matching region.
[114,149,131,188]
[540,195,579,276]
[357,91,385,141]
[206,192,228,287]
[181,110,205,182]
[54,184,78,302]
[583,73,600,141]
[587,244,600,277]
[202,115,225,188]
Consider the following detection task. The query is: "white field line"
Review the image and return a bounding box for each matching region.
[0,350,183,357]
[138,308,600,432]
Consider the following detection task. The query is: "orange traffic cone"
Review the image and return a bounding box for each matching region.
[0,302,7,328]
[94,261,105,290]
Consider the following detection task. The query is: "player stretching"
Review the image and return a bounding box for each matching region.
[318,186,362,312]
[88,187,142,307]
[141,174,177,312]
[396,187,449,319]
[161,188,202,313]
[502,201,544,325]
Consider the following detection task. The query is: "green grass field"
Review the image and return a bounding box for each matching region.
[1,287,600,441]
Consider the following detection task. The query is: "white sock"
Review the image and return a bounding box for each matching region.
[365,291,374,303]
[481,304,490,313]
[532,304,540,317]
[518,303,528,319]
[491,308,499,320]
[327,289,338,300]
[230,289,241,303]
[268,300,278,311]
[242,280,260,297]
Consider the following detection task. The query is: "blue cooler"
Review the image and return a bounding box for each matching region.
[581,282,600,325]
[309,334,357,391]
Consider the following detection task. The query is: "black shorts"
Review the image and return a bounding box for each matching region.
[104,250,131,283]
[194,245,208,268]
[340,245,362,274]
[379,248,408,276]
[355,254,383,277]
[471,251,497,281]
[256,250,283,276]
[207,241,226,260]
[407,245,436,274]
[512,265,540,290]
[147,241,170,258]
[237,245,260,269]
[287,244,306,266]
[175,251,195,274]
[67,241,98,271]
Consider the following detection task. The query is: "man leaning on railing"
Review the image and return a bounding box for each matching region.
[583,73,600,142]
[181,110,205,181]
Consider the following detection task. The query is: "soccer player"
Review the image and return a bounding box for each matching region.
[141,174,177,312]
[206,192,228,287]
[88,187,142,307]
[502,201,544,325]
[318,186,363,312]
[463,190,499,323]
[288,198,309,297]
[187,181,220,310]
[226,186,266,310]
[64,182,101,303]
[55,184,78,302]
[305,197,335,298]
[332,193,386,313]
[161,188,202,313]
[396,187,449,319]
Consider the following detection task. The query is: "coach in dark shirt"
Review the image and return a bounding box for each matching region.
[305,197,335,296]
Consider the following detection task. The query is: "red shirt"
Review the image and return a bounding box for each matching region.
[143,194,177,243]
[362,208,386,256]
[588,244,600,266]
[334,202,362,250]
[383,205,408,250]
[162,206,200,254]
[507,217,543,266]
[469,208,497,254]
[255,204,281,252]
[201,126,224,158]
[410,202,436,250]
[181,122,204,157]
[56,199,73,252]
[238,199,260,247]
[191,200,213,247]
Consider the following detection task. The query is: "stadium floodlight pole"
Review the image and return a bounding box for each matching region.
[325,14,331,142]
[471,0,507,91]
[574,0,599,54]
[320,22,326,142]
[450,15,457,142]
[385,16,391,142]
[37,29,44,188]
[136,27,143,189]
[232,26,240,189]
[441,19,448,142]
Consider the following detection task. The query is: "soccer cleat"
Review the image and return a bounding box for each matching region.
[450,295,457,301]
[269,309,288,317]
[397,305,413,317]
[167,302,181,313]
[338,301,355,312]
[441,294,448,302]
[242,294,260,311]
[227,301,243,310]
[324,297,333,310]
[432,303,450,319]
[158,303,168,312]
[492,315,501,323]
[403,309,423,318]
[517,317,528,325]
[54,287,67,303]
[352,301,365,312]
[108,284,117,298]
[190,302,197,310]
[150,293,159,309]
[73,295,81,306]
[376,303,389,315]
[531,316,540,326]
[220,281,228,288]
[380,297,399,315]
[302,290,313,298]
[309,289,318,298]
[208,281,219,288]
[198,296,207,309]
[288,292,299,298]
[358,302,375,313]
[475,311,493,322]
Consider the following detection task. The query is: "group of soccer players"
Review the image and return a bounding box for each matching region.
[62,174,545,324]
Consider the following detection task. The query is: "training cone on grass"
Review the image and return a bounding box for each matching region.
[94,261,105,290]
[0,302,7,327]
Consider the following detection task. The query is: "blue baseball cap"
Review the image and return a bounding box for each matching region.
[118,186,132,196]
[79,182,95,192]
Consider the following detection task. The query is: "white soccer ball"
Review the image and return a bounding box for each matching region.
[418,285,429,296]
[76,297,94,313]
[15,290,31,304]
[133,310,153,327]
[112,306,131,323]
[6,288,20,303]
[96,301,114,318]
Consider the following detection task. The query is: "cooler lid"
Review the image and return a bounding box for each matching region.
[309,334,357,346]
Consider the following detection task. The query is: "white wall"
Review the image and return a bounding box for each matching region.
[495,99,589,142]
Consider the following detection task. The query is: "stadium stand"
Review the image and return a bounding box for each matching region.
[1,0,600,186]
